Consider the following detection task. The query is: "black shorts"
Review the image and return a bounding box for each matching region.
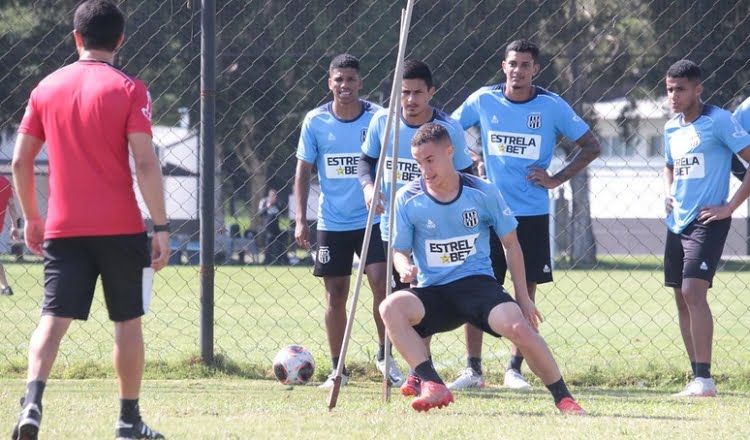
[313,227,387,277]
[406,275,516,338]
[664,217,730,288]
[489,214,552,285]
[42,233,152,322]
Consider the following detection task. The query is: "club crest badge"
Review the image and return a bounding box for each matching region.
[527,112,542,129]
[463,209,479,228]
[317,246,331,264]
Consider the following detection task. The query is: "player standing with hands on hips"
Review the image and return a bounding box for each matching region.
[379,122,585,414]
[451,39,601,390]
[11,1,169,438]
[662,60,750,397]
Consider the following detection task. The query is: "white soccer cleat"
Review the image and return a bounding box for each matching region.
[673,377,717,397]
[318,372,349,389]
[504,369,532,390]
[376,358,405,387]
[447,368,485,390]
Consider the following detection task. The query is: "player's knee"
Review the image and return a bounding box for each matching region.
[378,296,398,322]
[379,294,411,324]
[325,285,349,309]
[680,287,708,308]
[504,319,534,342]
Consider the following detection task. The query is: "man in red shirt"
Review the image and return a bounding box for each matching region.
[0,175,20,296]
[11,2,169,439]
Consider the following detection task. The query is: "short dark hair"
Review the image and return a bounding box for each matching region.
[412,122,451,148]
[329,54,360,73]
[403,59,433,89]
[505,39,540,60]
[666,59,702,83]
[74,0,125,52]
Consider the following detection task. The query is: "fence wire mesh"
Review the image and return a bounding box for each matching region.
[1,0,750,384]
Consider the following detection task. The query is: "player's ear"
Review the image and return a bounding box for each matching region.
[532,62,540,77]
[72,30,84,50]
[115,33,125,51]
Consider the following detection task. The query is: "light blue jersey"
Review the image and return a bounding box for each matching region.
[452,84,590,216]
[297,100,382,231]
[361,108,473,240]
[665,104,750,233]
[393,173,518,287]
[734,97,750,130]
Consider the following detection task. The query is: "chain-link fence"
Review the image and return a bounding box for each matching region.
[1,0,750,383]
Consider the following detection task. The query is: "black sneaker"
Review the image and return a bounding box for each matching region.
[1,286,13,296]
[11,399,41,440]
[115,419,165,439]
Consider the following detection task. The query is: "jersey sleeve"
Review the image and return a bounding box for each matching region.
[717,112,750,154]
[392,190,414,252]
[296,112,318,164]
[555,96,590,142]
[361,112,384,159]
[446,119,473,170]
[451,92,480,130]
[733,98,750,131]
[486,184,518,238]
[17,88,45,141]
[127,80,153,136]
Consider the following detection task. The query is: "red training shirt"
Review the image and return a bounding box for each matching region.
[18,60,152,238]
[0,175,13,229]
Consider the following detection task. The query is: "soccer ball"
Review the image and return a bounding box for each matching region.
[273,345,315,385]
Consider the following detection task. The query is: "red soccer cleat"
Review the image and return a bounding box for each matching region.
[556,397,586,415]
[411,381,454,412]
[400,374,421,397]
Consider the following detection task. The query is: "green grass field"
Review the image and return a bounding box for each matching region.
[1,379,749,439]
[1,257,750,438]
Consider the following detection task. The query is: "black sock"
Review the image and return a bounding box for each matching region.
[409,355,431,377]
[467,357,483,376]
[414,360,444,385]
[546,378,573,405]
[690,361,698,377]
[377,344,385,362]
[331,357,347,376]
[24,380,46,410]
[694,362,711,379]
[120,399,140,424]
[508,355,524,372]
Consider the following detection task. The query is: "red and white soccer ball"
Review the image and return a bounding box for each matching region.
[273,345,315,385]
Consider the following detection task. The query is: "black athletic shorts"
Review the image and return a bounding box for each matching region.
[313,227,387,277]
[489,214,552,285]
[406,275,516,338]
[42,233,152,322]
[664,217,731,288]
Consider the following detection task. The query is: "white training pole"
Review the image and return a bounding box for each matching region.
[383,1,415,402]
[327,0,415,410]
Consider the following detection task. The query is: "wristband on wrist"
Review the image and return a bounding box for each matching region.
[153,222,170,233]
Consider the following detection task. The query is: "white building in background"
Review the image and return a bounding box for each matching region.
[0,121,200,252]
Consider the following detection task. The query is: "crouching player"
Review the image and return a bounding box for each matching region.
[379,122,584,414]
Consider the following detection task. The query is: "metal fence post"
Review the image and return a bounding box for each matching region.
[200,0,216,365]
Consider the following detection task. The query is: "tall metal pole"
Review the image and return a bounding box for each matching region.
[200,0,216,364]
